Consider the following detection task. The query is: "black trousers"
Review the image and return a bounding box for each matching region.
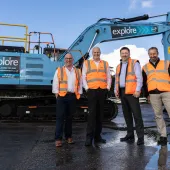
[86,88,107,140]
[120,88,144,138]
[55,93,76,140]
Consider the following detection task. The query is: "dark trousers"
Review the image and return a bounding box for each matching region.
[120,88,144,138]
[55,93,76,140]
[86,88,107,140]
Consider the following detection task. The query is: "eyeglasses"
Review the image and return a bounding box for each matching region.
[65,58,73,60]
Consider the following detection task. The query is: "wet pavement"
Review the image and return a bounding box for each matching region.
[109,103,170,129]
[1,103,170,170]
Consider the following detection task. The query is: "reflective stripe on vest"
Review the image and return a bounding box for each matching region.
[148,78,170,83]
[87,78,107,83]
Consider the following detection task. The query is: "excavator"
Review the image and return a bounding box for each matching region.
[0,11,170,121]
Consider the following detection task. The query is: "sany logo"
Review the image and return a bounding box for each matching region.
[0,57,19,66]
[112,27,137,36]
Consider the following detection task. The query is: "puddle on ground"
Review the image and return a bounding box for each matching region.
[145,144,169,170]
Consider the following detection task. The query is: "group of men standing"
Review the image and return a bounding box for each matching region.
[52,46,170,147]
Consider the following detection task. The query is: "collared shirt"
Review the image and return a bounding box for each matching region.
[114,62,143,92]
[82,59,112,90]
[52,66,82,94]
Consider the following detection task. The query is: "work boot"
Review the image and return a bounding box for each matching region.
[120,135,134,142]
[158,137,167,146]
[85,138,92,146]
[55,140,62,147]
[66,138,75,144]
[137,137,144,145]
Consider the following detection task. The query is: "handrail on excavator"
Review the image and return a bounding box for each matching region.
[0,22,28,52]
[0,22,58,56]
[28,32,56,55]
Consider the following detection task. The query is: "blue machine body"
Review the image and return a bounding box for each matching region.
[0,12,170,90]
[0,52,62,87]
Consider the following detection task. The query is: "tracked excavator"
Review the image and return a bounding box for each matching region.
[0,12,170,121]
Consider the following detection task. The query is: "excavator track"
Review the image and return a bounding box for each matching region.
[0,96,118,123]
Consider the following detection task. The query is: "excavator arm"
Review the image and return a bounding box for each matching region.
[58,12,170,66]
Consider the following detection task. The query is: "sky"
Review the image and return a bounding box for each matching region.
[0,0,169,72]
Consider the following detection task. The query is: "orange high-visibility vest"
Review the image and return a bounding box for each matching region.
[57,66,81,99]
[85,60,108,89]
[143,60,170,92]
[115,58,138,94]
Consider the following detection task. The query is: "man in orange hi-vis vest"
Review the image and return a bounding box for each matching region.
[82,47,112,146]
[143,47,170,146]
[52,53,82,147]
[114,47,144,145]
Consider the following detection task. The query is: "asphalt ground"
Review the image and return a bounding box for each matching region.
[0,103,170,170]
